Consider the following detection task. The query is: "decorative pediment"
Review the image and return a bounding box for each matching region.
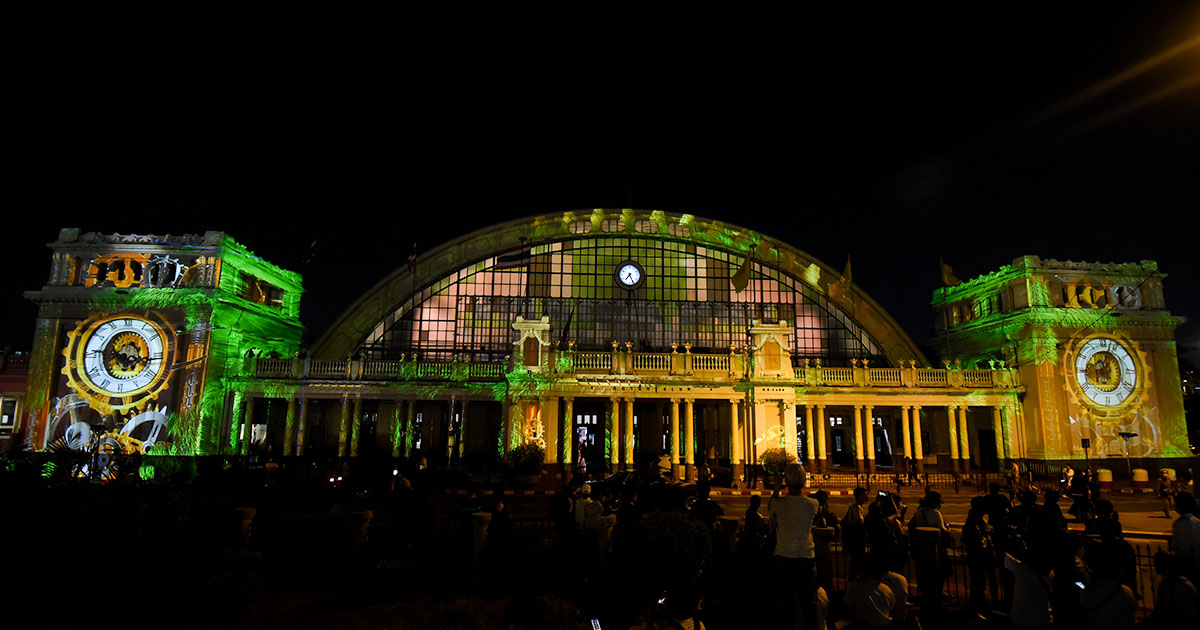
[749,319,794,379]
[512,316,552,371]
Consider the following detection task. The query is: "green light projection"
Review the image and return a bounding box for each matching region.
[76,234,307,456]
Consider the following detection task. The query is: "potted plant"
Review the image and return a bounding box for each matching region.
[503,442,546,486]
[759,447,797,488]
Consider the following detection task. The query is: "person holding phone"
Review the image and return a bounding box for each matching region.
[769,464,819,630]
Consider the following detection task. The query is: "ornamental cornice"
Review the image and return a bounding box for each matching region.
[932,264,1017,302]
[1025,257,1158,275]
[59,230,224,248]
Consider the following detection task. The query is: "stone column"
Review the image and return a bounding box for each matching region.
[284,397,297,455]
[447,397,457,461]
[946,404,960,462]
[684,398,696,480]
[783,401,799,464]
[804,404,815,465]
[338,395,350,457]
[460,399,471,459]
[350,396,363,457]
[900,405,912,460]
[730,398,744,482]
[992,405,1005,469]
[624,397,635,469]
[816,404,828,468]
[390,401,403,458]
[296,397,309,456]
[912,405,924,473]
[501,398,513,455]
[958,405,971,466]
[242,395,256,456]
[542,396,558,465]
[561,397,574,466]
[230,392,247,455]
[864,403,876,470]
[404,399,416,458]
[853,404,865,470]
[670,398,681,478]
[608,397,620,469]
[654,400,665,457]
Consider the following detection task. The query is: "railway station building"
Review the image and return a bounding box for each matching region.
[18,210,1192,479]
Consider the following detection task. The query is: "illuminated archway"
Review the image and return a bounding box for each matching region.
[315,210,927,367]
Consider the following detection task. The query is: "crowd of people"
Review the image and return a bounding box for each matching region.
[737,469,1200,629]
[395,458,1200,629]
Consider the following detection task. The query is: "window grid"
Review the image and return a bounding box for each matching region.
[366,237,886,366]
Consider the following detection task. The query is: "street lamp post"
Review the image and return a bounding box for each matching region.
[1118,432,1138,487]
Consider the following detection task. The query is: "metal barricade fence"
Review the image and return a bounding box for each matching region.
[429,512,1166,620]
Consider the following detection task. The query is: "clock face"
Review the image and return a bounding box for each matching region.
[63,314,175,415]
[1074,337,1138,408]
[615,261,644,289]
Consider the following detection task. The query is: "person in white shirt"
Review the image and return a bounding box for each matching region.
[843,557,907,629]
[769,464,819,630]
[1004,550,1054,628]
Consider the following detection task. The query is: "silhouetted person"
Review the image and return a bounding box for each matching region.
[1172,492,1200,583]
[811,490,839,593]
[843,487,869,579]
[963,505,999,619]
[1146,551,1200,629]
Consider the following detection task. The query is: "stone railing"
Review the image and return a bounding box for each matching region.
[820,367,854,385]
[255,358,295,378]
[362,360,403,379]
[250,351,1019,391]
[691,354,729,373]
[963,369,995,387]
[632,353,671,372]
[868,368,902,386]
[469,363,506,379]
[574,352,612,371]
[308,360,349,379]
[252,356,507,382]
[916,369,949,386]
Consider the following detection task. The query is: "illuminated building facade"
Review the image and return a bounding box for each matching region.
[17,213,1189,476]
[21,230,303,457]
[930,256,1190,463]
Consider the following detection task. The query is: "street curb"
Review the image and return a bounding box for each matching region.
[465,486,1162,497]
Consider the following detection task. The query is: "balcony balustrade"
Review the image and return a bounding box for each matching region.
[868,368,902,386]
[821,367,854,385]
[248,349,1018,392]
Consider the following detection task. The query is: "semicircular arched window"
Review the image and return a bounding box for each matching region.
[361,236,886,366]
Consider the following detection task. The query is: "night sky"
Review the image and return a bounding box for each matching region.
[10,8,1200,366]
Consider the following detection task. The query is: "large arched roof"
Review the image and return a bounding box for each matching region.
[314,209,929,366]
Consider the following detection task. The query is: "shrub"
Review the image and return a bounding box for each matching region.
[759,447,797,476]
[502,442,545,475]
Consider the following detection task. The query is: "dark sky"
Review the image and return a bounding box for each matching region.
[10,8,1200,366]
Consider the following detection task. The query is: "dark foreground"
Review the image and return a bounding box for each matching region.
[1,454,1188,629]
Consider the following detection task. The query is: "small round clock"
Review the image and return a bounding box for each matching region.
[62,313,176,415]
[614,260,645,290]
[1073,336,1139,409]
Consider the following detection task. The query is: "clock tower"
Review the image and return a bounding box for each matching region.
[930,256,1189,463]
[22,229,303,457]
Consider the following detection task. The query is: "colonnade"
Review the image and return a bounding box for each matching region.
[792,401,1014,472]
[227,390,1018,475]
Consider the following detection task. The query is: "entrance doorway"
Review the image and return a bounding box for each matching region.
[359,406,378,454]
[831,429,853,466]
[978,430,998,470]
[573,400,607,474]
